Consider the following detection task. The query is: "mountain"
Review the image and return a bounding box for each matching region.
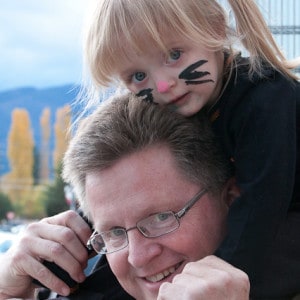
[0,84,81,177]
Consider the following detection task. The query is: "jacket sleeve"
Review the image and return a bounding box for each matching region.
[53,256,134,300]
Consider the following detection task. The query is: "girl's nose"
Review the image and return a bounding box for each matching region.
[157,80,171,93]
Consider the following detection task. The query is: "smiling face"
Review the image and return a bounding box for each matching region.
[118,35,224,116]
[85,145,229,299]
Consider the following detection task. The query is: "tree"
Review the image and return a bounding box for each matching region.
[53,105,71,170]
[5,109,34,203]
[42,163,69,216]
[0,192,13,221]
[33,146,40,185]
[16,186,46,219]
[39,107,51,183]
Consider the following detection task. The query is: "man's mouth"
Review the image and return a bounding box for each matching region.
[145,263,181,283]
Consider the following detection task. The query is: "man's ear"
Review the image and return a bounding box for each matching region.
[222,177,240,208]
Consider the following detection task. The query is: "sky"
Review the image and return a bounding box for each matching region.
[0,1,299,93]
[0,0,94,92]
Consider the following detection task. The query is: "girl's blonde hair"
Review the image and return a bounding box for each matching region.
[83,0,299,98]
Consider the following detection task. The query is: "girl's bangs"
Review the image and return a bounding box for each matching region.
[102,21,171,75]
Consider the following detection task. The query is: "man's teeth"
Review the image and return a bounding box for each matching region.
[146,266,176,283]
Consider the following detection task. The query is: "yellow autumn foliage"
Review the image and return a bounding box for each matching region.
[5,109,34,203]
[53,105,71,168]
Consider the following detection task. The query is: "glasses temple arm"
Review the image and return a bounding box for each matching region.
[176,189,207,219]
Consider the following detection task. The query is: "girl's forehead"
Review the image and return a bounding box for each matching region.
[119,30,189,56]
[110,36,163,70]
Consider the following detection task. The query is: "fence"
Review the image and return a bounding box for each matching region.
[219,0,300,73]
[258,0,300,73]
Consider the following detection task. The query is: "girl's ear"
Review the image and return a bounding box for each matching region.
[222,177,240,208]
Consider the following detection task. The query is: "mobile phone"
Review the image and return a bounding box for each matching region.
[32,210,95,291]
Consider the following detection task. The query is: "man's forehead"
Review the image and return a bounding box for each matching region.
[85,145,199,226]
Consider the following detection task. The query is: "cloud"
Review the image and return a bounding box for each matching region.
[0,0,93,91]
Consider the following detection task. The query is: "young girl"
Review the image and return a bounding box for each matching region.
[81,0,300,298]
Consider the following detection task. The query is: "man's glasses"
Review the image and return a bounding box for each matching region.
[87,188,207,254]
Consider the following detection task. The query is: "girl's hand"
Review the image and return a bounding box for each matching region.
[157,255,250,300]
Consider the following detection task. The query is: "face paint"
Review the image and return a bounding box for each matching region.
[157,81,170,93]
[136,88,155,103]
[179,60,214,85]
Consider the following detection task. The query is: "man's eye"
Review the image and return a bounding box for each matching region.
[166,49,182,63]
[111,227,125,237]
[133,72,146,82]
[155,212,172,222]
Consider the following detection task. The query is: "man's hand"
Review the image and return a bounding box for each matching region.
[157,255,250,300]
[0,210,92,299]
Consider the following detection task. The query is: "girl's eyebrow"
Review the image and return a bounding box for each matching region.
[163,35,187,46]
[118,72,129,80]
[118,69,134,80]
[118,64,139,77]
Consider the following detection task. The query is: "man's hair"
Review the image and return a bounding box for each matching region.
[63,93,232,211]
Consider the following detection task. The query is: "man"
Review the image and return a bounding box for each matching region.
[0,93,249,299]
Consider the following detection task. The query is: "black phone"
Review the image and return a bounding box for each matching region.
[32,209,95,291]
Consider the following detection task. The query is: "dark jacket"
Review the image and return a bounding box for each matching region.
[208,56,300,299]
[54,255,133,300]
[54,57,300,300]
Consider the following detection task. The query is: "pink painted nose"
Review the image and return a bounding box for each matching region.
[157,81,170,93]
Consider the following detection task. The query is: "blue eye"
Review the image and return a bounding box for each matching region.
[111,227,125,237]
[155,212,172,222]
[133,72,146,82]
[167,49,182,64]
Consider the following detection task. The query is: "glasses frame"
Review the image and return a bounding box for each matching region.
[87,188,207,254]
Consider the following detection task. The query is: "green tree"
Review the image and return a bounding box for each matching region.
[42,164,69,216]
[0,192,13,220]
[17,186,45,219]
[33,146,40,185]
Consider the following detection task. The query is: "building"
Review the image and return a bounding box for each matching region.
[219,0,300,74]
[258,0,300,63]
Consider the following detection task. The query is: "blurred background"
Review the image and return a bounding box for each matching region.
[0,0,300,255]
[0,0,93,255]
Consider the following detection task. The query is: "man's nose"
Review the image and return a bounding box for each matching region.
[127,229,163,268]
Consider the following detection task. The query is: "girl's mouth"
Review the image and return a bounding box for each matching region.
[170,93,189,105]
